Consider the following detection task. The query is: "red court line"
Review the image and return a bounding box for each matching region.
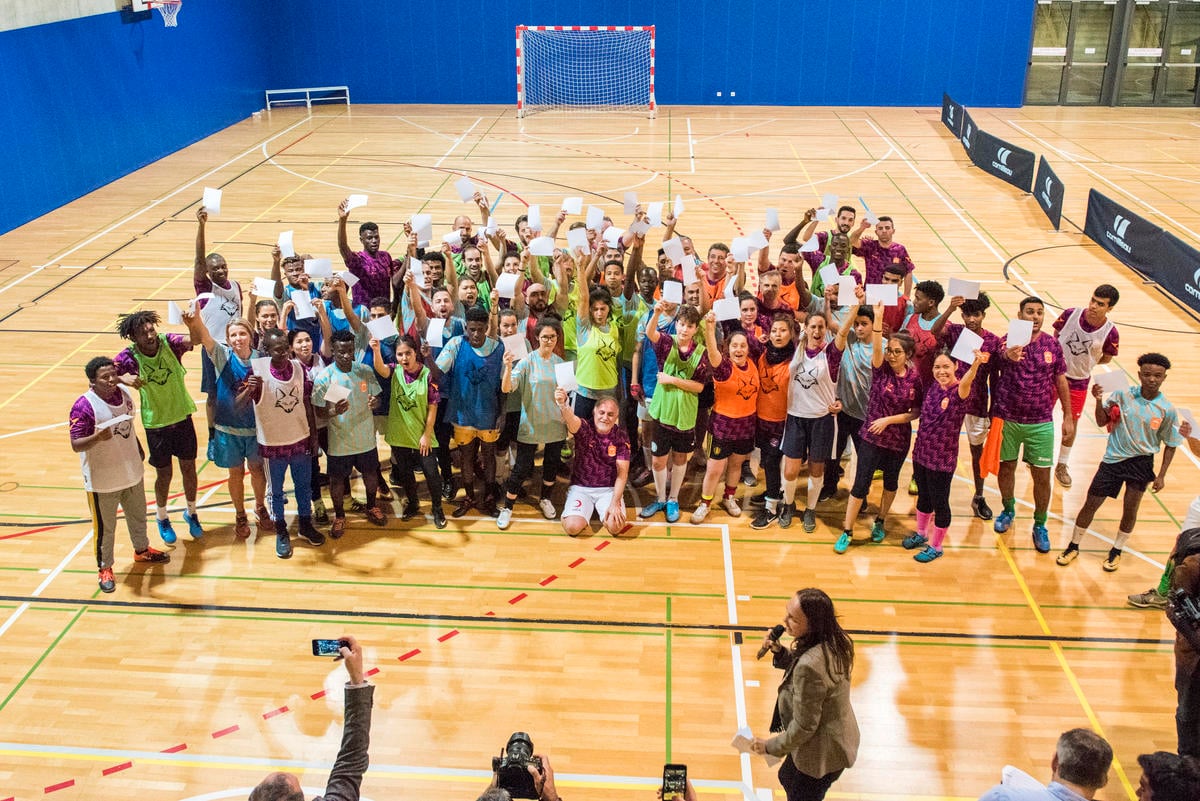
[0,525,63,541]
[102,761,133,776]
[508,593,527,604]
[211,724,239,739]
[594,541,610,551]
[399,649,421,661]
[437,630,459,642]
[364,667,380,677]
[568,558,585,568]
[44,780,75,793]
[485,611,496,616]
[161,743,187,753]
[310,690,326,700]
[539,575,557,586]
[262,706,289,719]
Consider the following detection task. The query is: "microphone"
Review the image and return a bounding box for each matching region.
[756,624,786,660]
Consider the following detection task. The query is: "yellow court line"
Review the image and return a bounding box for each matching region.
[787,142,823,204]
[994,536,1136,801]
[0,136,365,413]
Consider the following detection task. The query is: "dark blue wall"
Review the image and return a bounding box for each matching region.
[0,1,269,235]
[269,0,1034,107]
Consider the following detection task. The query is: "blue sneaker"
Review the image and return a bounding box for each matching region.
[902,533,928,550]
[665,500,681,523]
[994,509,1015,533]
[870,518,886,543]
[156,517,177,545]
[914,545,943,563]
[276,531,293,559]
[182,510,204,540]
[639,500,666,519]
[1032,523,1051,554]
[834,532,852,554]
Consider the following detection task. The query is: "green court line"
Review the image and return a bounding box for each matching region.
[0,606,85,713]
[0,567,42,573]
[7,484,80,492]
[673,632,725,639]
[665,596,673,761]
[889,173,969,272]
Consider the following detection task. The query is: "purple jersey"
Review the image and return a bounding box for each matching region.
[912,381,970,473]
[861,364,923,453]
[570,418,631,488]
[852,238,915,285]
[940,322,1000,418]
[990,332,1066,424]
[343,249,397,308]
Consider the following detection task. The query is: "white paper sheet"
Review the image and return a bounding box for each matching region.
[822,192,838,212]
[409,257,427,289]
[338,270,359,288]
[454,175,476,202]
[865,283,899,306]
[818,264,841,289]
[345,193,368,211]
[730,727,781,767]
[167,301,183,325]
[680,260,699,287]
[713,297,740,321]
[322,382,352,405]
[586,205,605,231]
[251,357,272,378]
[290,290,316,319]
[623,192,637,215]
[442,231,463,247]
[202,186,222,215]
[528,236,556,257]
[554,360,578,392]
[1177,407,1197,434]
[730,238,750,263]
[800,235,820,253]
[947,276,980,300]
[566,226,590,255]
[278,230,295,258]
[527,204,542,232]
[96,413,133,431]
[628,220,651,236]
[602,226,624,248]
[252,277,278,297]
[562,196,583,215]
[765,207,780,232]
[410,213,433,247]
[816,207,830,222]
[366,315,399,341]
[662,237,687,266]
[304,258,334,279]
[859,195,878,225]
[501,332,528,360]
[1006,319,1034,348]
[747,229,770,252]
[951,327,984,364]
[495,272,520,299]
[1092,367,1129,395]
[662,280,684,304]
[425,317,446,346]
[647,201,664,227]
[837,276,858,302]
[673,194,684,218]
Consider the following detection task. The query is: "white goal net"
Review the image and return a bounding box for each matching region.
[516,26,656,118]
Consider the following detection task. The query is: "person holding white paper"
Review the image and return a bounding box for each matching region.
[630,296,680,487]
[70,356,170,593]
[639,302,709,524]
[455,243,494,311]
[785,204,856,259]
[848,215,915,296]
[901,279,959,389]
[834,306,923,555]
[285,318,334,525]
[754,267,803,332]
[1055,352,1182,573]
[556,387,631,538]
[821,303,876,503]
[804,232,860,302]
[988,296,1072,554]
[699,243,732,303]
[718,292,768,362]
[194,206,244,442]
[497,318,568,529]
[571,247,621,421]
[337,199,399,308]
[1050,285,1121,490]
[748,314,801,528]
[272,252,325,351]
[691,314,760,524]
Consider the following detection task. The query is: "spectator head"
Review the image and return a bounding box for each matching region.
[1052,728,1112,794]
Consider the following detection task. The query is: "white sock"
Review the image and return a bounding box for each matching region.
[1114,530,1132,550]
[1058,446,1072,466]
[187,501,197,516]
[806,477,821,511]
[1071,525,1087,545]
[765,496,778,513]
[669,462,688,501]
[782,477,797,504]
[156,504,169,521]
[653,468,668,502]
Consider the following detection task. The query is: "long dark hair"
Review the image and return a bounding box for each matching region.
[792,588,854,678]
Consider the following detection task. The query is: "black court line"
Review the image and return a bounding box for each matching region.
[0,594,1173,647]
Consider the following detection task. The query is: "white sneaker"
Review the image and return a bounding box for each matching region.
[496,506,513,530]
[722,497,742,517]
[691,502,710,524]
[539,498,557,519]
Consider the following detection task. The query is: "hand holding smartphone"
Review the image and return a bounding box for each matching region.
[661,764,687,801]
[311,638,350,657]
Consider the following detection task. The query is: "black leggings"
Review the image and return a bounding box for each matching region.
[393,447,443,509]
[778,755,843,801]
[434,400,453,484]
[760,444,783,500]
[504,440,565,501]
[849,439,907,498]
[309,426,329,497]
[913,462,953,528]
[822,413,864,493]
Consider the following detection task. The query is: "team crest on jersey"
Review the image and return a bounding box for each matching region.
[467,364,493,385]
[940,397,949,411]
[1150,417,1162,430]
[274,385,301,413]
[793,366,818,390]
[113,418,133,438]
[1043,350,1054,364]
[607,444,617,457]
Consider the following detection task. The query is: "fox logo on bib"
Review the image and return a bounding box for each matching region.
[275,385,301,413]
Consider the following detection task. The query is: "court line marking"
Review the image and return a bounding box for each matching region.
[0,421,66,440]
[0,530,92,641]
[518,128,642,144]
[719,521,757,799]
[432,117,483,168]
[693,119,778,143]
[391,115,459,140]
[686,117,696,173]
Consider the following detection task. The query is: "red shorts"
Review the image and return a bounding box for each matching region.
[1068,385,1089,421]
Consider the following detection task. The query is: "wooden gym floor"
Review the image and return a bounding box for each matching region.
[0,104,1199,801]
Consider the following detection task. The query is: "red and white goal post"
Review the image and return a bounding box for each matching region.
[516,25,656,118]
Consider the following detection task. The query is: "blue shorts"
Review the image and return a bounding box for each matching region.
[208,429,261,469]
[200,348,217,395]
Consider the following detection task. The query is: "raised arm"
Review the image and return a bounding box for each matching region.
[194,207,210,286]
[181,307,216,354]
[645,301,665,345]
[956,350,989,400]
[500,349,516,393]
[757,229,773,274]
[930,296,963,340]
[783,208,816,246]
[370,339,392,379]
[555,386,581,434]
[270,245,285,300]
[702,311,722,368]
[870,301,885,368]
[337,199,355,262]
[848,218,870,248]
[551,253,571,315]
[315,302,333,360]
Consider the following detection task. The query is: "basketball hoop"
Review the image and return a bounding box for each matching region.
[146,0,182,27]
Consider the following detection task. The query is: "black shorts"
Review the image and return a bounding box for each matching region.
[698,382,715,411]
[146,417,198,468]
[651,424,695,457]
[755,419,785,451]
[780,414,835,462]
[1087,455,1155,499]
[327,449,381,479]
[710,437,753,459]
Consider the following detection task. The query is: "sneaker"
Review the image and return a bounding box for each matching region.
[691,502,710,524]
[496,506,514,530]
[182,510,204,540]
[994,509,1014,533]
[276,531,293,559]
[834,532,852,554]
[330,517,347,539]
[870,518,886,543]
[778,502,795,529]
[156,517,177,545]
[297,518,326,546]
[539,498,557,520]
[312,499,330,525]
[431,505,447,529]
[802,508,817,533]
[98,567,116,593]
[902,533,928,550]
[723,497,742,517]
[631,468,654,488]
[741,462,757,487]
[1056,547,1078,566]
[400,498,422,521]
[818,485,838,503]
[1032,523,1050,554]
[665,500,681,523]
[349,497,369,513]
[365,506,387,526]
[639,500,667,519]
[749,491,768,505]
[256,505,273,530]
[749,506,778,530]
[971,495,993,521]
[452,496,474,518]
[1102,551,1121,572]
[1054,463,1072,488]
[914,545,943,563]
[133,547,170,563]
[441,482,455,502]
[234,515,251,540]
[477,497,501,518]
[908,478,918,496]
[1128,588,1168,609]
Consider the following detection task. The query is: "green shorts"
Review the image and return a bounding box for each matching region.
[999,420,1055,469]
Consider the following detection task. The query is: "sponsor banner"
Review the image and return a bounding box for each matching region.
[960,110,978,158]
[942,93,963,137]
[1083,189,1164,278]
[1158,231,1200,314]
[1034,156,1064,230]
[971,129,1035,193]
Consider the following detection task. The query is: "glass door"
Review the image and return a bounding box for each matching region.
[1027,1,1074,103]
[1065,1,1117,102]
[1026,1,1119,104]
[1118,0,1170,102]
[1160,0,1200,103]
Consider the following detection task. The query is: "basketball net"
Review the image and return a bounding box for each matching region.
[153,0,182,27]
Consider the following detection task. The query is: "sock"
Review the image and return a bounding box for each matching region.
[187,501,197,516]
[156,504,169,521]
[700,493,714,505]
[915,510,933,536]
[806,478,820,511]
[1034,510,1048,526]
[1002,498,1016,515]
[765,496,779,514]
[669,462,687,501]
[1108,546,1122,561]
[1157,561,1175,596]
[1070,526,1086,545]
[653,468,668,502]
[930,525,949,552]
[1057,446,1071,465]
[724,484,738,499]
[1114,530,1132,550]
[782,477,798,505]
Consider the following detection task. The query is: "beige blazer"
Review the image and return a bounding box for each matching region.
[765,642,860,778]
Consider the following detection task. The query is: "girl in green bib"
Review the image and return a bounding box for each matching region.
[573,247,621,422]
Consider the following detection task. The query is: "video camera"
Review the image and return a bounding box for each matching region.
[1168,588,1200,652]
[492,731,543,799]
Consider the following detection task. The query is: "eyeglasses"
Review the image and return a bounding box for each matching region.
[538,334,558,341]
